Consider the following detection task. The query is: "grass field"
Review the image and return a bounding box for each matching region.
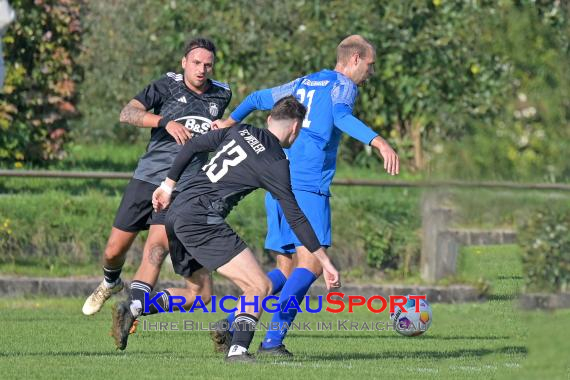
[1,245,569,379]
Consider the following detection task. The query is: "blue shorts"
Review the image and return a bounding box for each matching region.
[264,190,331,254]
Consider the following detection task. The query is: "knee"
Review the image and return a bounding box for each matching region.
[276,258,295,278]
[243,278,271,299]
[297,258,323,278]
[104,239,127,262]
[257,277,272,298]
[311,266,323,278]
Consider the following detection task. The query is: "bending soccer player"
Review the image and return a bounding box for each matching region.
[111,96,340,362]
[82,38,231,317]
[211,35,399,356]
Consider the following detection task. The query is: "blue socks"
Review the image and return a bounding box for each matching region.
[267,268,288,294]
[262,268,317,349]
[227,268,287,332]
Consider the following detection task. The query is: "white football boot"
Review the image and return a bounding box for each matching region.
[82,279,124,315]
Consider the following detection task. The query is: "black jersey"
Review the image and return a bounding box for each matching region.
[167,124,321,253]
[132,72,232,190]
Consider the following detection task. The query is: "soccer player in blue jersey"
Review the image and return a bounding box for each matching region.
[211,35,399,356]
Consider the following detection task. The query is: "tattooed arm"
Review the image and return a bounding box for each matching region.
[119,99,162,128]
[119,76,192,144]
[119,98,193,144]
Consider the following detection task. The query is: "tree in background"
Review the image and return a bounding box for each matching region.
[356,1,511,171]
[75,0,166,143]
[431,0,570,182]
[0,0,82,165]
[2,0,568,182]
[75,1,513,173]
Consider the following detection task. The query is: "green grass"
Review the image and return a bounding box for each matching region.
[0,261,106,278]
[0,298,529,379]
[449,188,570,229]
[452,245,523,295]
[1,245,569,379]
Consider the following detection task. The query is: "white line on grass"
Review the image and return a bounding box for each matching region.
[268,361,355,370]
[406,367,439,374]
[449,365,498,372]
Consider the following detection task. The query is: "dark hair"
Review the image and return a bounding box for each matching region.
[270,95,306,124]
[184,37,217,57]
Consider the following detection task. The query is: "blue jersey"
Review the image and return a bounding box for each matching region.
[231,69,378,195]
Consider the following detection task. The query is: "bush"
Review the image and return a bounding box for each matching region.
[0,176,422,278]
[355,196,421,276]
[0,0,83,165]
[74,0,167,142]
[0,191,120,266]
[330,187,421,276]
[518,208,570,293]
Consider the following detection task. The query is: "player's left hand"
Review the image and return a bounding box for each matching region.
[313,248,341,290]
[371,136,399,176]
[323,265,341,290]
[152,187,171,212]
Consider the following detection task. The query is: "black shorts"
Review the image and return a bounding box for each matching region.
[165,202,247,277]
[113,178,177,232]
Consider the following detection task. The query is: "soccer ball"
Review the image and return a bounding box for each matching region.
[390,295,433,337]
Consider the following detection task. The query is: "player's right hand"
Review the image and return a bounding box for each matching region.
[152,188,171,212]
[166,121,193,145]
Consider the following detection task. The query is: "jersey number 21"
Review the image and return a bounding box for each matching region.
[295,88,315,129]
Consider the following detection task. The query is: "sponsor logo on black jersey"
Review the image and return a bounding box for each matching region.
[175,116,212,135]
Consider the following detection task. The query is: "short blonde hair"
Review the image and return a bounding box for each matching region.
[336,35,374,65]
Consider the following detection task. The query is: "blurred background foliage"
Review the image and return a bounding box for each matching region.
[1,0,82,164]
[1,0,568,183]
[518,207,570,293]
[1,0,569,289]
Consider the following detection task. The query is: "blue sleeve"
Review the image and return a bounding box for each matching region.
[331,78,358,110]
[333,103,378,145]
[230,78,301,122]
[230,88,274,122]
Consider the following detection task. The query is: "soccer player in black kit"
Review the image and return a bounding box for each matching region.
[83,38,230,318]
[112,96,340,362]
